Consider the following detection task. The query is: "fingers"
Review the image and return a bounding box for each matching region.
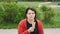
[28,27,34,32]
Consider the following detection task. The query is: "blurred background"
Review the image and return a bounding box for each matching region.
[0,0,60,34]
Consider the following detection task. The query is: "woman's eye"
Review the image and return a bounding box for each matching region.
[28,13,35,15]
[28,13,31,15]
[32,13,35,14]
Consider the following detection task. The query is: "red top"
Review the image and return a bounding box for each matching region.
[18,19,44,34]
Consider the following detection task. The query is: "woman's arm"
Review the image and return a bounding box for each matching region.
[18,21,30,34]
[38,20,44,34]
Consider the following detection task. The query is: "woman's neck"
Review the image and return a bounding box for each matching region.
[27,18,34,24]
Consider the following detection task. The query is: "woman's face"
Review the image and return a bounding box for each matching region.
[26,9,35,20]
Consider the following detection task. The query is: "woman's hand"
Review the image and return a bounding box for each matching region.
[28,22,36,32]
[28,27,34,32]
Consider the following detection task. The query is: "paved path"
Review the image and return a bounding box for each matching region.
[0,28,60,34]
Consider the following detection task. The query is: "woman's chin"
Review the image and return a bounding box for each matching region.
[28,17,34,20]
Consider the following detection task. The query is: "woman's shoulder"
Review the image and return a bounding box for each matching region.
[19,18,26,25]
[36,19,42,24]
[20,19,26,22]
[36,19,42,22]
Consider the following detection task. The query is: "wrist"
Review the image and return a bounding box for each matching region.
[28,29,31,32]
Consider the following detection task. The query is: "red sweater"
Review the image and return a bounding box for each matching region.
[18,19,44,34]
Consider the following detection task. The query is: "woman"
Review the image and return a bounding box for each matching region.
[18,7,44,34]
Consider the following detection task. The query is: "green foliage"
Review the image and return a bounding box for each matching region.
[40,5,55,24]
[0,2,58,29]
[0,5,5,23]
[14,5,26,23]
[0,0,18,2]
[18,0,44,1]
[0,2,26,24]
[0,2,55,24]
[2,3,18,23]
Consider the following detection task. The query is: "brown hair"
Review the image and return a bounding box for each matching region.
[25,7,36,21]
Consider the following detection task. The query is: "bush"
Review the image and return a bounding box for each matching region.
[0,2,27,24]
[0,0,18,2]
[2,2,19,24]
[0,5,5,24]
[0,2,55,24]
[40,5,55,24]
[14,5,26,23]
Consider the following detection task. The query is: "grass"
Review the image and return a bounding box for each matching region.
[0,23,18,29]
